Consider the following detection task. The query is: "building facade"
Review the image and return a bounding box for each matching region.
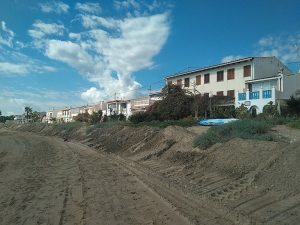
[165,57,299,113]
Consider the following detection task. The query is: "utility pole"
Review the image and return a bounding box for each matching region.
[148,85,152,96]
[192,81,199,118]
[296,45,300,73]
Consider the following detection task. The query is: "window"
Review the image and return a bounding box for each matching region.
[217,71,224,82]
[196,75,201,85]
[227,90,235,98]
[244,65,251,77]
[177,79,182,86]
[184,77,190,87]
[204,73,210,84]
[167,80,172,86]
[227,68,235,80]
[217,91,224,96]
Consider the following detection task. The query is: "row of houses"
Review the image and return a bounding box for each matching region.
[45,56,300,122]
[44,93,162,123]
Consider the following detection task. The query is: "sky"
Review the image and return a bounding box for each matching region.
[0,0,299,115]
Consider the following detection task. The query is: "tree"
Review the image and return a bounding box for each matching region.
[154,84,194,120]
[73,112,90,122]
[24,106,33,122]
[286,96,300,116]
[31,111,41,122]
[194,94,210,118]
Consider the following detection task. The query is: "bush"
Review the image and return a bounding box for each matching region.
[193,120,274,149]
[235,104,250,119]
[263,101,278,118]
[214,106,236,118]
[132,118,197,128]
[118,113,126,121]
[73,113,90,123]
[54,121,82,133]
[90,110,103,124]
[128,111,155,124]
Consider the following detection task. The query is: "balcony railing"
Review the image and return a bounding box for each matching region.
[238,93,246,101]
[249,91,260,100]
[263,90,272,98]
[238,89,273,101]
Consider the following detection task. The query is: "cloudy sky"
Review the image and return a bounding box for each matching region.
[0,0,299,115]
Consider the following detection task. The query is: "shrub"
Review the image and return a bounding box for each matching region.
[90,110,103,124]
[128,111,154,124]
[102,115,108,122]
[287,119,300,129]
[235,104,250,119]
[73,113,90,122]
[263,101,278,118]
[193,120,273,149]
[214,106,236,118]
[132,118,197,128]
[118,113,126,121]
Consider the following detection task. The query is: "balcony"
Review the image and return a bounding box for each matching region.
[236,87,277,113]
[262,90,272,99]
[249,91,260,100]
[238,93,246,101]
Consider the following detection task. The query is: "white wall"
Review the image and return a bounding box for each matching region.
[167,61,254,96]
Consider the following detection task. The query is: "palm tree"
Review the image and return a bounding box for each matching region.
[24,106,32,123]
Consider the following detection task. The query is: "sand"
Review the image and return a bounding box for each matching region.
[1,123,299,225]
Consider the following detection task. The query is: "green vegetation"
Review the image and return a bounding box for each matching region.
[53,121,82,132]
[92,117,197,129]
[235,104,250,119]
[131,117,197,128]
[193,120,274,149]
[287,119,300,129]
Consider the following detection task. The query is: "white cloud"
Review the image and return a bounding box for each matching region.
[114,0,140,10]
[221,55,244,63]
[42,12,170,103]
[45,40,94,74]
[39,1,69,14]
[0,61,56,76]
[221,33,300,64]
[0,21,57,76]
[256,33,300,63]
[0,21,15,47]
[0,45,56,75]
[28,21,65,39]
[0,62,28,75]
[81,87,102,103]
[80,15,120,29]
[75,2,102,14]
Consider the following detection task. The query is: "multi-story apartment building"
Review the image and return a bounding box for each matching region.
[165,57,300,113]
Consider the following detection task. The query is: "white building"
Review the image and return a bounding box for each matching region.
[165,56,300,113]
[106,100,128,117]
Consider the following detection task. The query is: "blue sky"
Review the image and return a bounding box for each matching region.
[0,0,299,115]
